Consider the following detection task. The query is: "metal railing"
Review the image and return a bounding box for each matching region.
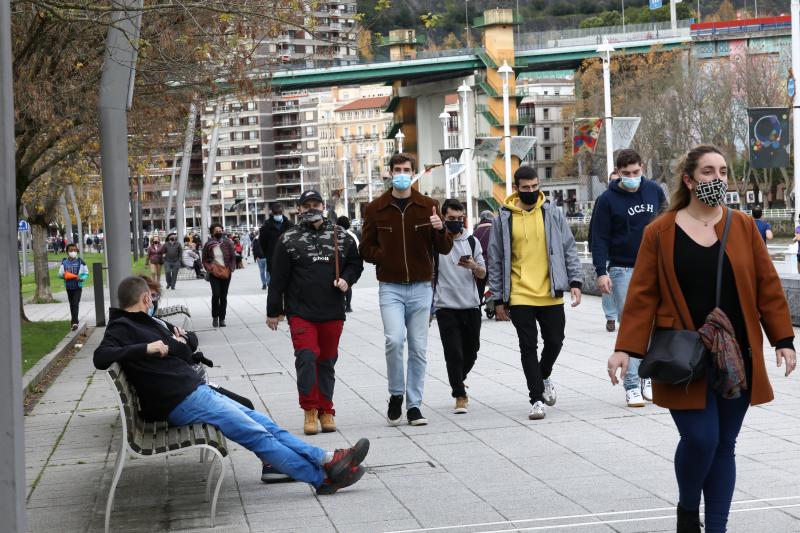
[517,19,692,52]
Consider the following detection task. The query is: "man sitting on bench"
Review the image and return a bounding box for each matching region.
[94,276,369,495]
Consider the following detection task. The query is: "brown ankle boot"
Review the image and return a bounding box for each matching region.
[319,412,336,432]
[303,409,319,435]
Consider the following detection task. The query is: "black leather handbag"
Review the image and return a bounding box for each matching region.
[638,209,732,386]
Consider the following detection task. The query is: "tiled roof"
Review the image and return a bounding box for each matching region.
[335,96,391,112]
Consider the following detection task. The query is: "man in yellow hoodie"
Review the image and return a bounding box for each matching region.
[487,166,583,420]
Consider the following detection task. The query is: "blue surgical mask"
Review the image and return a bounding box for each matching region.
[621,176,642,189]
[392,173,412,191]
[147,304,156,317]
[272,215,283,222]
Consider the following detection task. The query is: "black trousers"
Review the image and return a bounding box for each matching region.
[66,288,81,325]
[436,307,482,398]
[192,259,203,277]
[345,287,353,309]
[509,305,565,404]
[209,275,231,319]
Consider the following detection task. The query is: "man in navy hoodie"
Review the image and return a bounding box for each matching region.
[590,149,666,408]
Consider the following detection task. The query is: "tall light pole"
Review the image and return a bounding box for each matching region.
[598,39,616,181]
[395,130,405,153]
[792,0,800,222]
[341,156,349,218]
[670,0,677,32]
[498,61,514,199]
[366,148,373,203]
[439,111,452,198]
[298,164,305,194]
[244,175,251,232]
[457,80,474,229]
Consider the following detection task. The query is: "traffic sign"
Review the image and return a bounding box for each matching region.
[17,220,29,232]
[649,0,663,9]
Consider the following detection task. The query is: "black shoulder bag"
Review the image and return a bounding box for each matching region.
[638,208,732,386]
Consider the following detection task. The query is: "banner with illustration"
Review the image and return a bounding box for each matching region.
[573,118,603,155]
[748,107,791,169]
[473,137,502,160]
[439,149,464,163]
[510,136,537,160]
[611,117,641,151]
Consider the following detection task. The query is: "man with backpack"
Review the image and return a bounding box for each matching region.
[58,243,89,330]
[433,199,487,414]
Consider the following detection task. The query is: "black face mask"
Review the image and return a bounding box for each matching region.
[444,220,464,234]
[518,190,539,205]
[213,232,223,239]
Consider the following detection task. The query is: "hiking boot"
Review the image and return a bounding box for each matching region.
[387,394,403,426]
[304,409,319,435]
[323,437,370,482]
[626,388,646,408]
[641,378,653,402]
[542,378,557,406]
[606,320,616,332]
[319,412,336,433]
[407,407,428,426]
[261,463,292,483]
[316,465,365,495]
[528,401,546,420]
[212,317,219,328]
[454,396,468,414]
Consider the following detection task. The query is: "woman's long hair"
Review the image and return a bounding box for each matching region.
[669,145,727,212]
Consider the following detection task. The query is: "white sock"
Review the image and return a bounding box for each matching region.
[322,451,334,465]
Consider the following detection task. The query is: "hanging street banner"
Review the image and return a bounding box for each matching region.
[510,136,537,160]
[748,107,791,169]
[611,117,641,151]
[473,137,502,160]
[439,148,464,164]
[573,118,603,155]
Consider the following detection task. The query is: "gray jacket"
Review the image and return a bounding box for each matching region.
[487,199,583,304]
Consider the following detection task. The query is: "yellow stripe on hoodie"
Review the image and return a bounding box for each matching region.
[506,191,563,307]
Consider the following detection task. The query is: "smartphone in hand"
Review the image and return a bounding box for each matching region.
[459,255,472,263]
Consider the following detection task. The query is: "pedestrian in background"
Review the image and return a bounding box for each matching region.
[259,203,294,277]
[336,216,360,313]
[162,232,183,290]
[202,223,237,328]
[607,145,796,533]
[145,235,164,281]
[751,206,773,244]
[252,231,269,290]
[58,243,89,330]
[472,210,494,300]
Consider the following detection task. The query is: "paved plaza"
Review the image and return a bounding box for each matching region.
[23,262,800,532]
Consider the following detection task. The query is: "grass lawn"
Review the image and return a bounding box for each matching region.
[21,320,71,374]
[21,252,149,301]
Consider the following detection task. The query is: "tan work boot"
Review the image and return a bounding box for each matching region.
[319,412,337,433]
[454,396,469,414]
[303,409,319,435]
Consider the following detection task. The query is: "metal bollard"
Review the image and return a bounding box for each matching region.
[93,262,106,327]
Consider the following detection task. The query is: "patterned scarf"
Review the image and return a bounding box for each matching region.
[697,307,747,399]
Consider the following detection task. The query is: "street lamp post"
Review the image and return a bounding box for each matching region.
[299,164,305,195]
[597,39,616,181]
[792,0,800,222]
[244,176,250,232]
[341,157,349,219]
[439,111,452,198]
[366,148,373,203]
[395,130,405,153]
[457,80,474,229]
[498,61,514,199]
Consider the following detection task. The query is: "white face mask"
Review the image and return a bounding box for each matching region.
[68,251,78,259]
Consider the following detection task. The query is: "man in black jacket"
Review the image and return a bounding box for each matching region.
[267,190,363,436]
[94,276,369,495]
[259,203,294,273]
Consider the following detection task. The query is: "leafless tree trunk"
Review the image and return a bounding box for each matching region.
[30,223,55,303]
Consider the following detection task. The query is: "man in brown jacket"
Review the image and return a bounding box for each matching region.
[359,153,454,426]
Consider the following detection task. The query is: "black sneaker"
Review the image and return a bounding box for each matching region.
[407,407,428,426]
[261,463,293,483]
[387,395,403,426]
[212,317,219,328]
[219,319,226,327]
[323,437,370,482]
[316,465,365,495]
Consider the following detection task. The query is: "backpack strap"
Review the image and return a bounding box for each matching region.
[467,235,477,258]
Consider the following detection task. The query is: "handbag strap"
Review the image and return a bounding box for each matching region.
[715,208,733,308]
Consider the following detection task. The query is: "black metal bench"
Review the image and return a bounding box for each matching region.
[103,363,228,532]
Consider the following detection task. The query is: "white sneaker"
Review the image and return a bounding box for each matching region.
[542,378,557,406]
[528,401,546,420]
[641,378,653,402]
[626,388,646,408]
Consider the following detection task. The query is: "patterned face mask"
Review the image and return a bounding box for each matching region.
[694,178,728,207]
[299,208,324,224]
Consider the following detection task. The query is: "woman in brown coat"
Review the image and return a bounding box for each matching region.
[607,145,796,533]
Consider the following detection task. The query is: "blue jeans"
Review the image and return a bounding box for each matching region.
[601,292,617,321]
[256,258,269,287]
[378,282,433,409]
[670,386,750,533]
[609,267,640,390]
[168,385,325,487]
